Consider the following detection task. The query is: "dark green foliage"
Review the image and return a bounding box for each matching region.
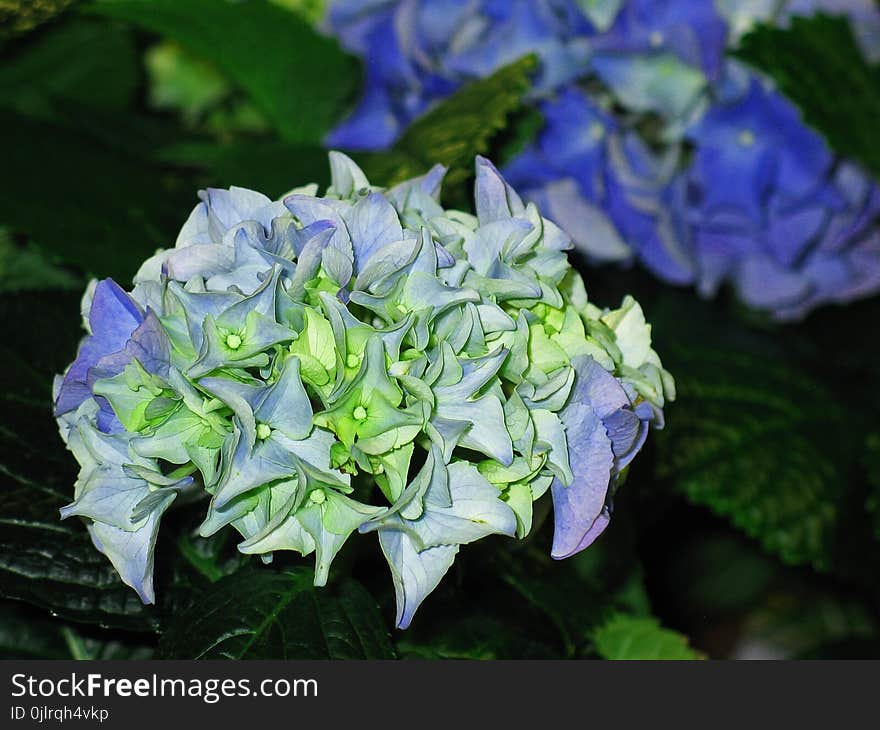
[0,481,160,631]
[157,139,331,199]
[0,602,74,659]
[158,568,396,659]
[734,14,880,176]
[0,292,160,630]
[656,344,845,569]
[0,600,156,659]
[0,0,79,43]
[397,614,558,659]
[394,513,664,660]
[0,17,199,281]
[663,534,778,620]
[175,529,251,585]
[86,0,359,145]
[650,292,862,572]
[0,110,198,282]
[495,106,545,166]
[0,18,139,116]
[0,229,81,292]
[496,510,653,657]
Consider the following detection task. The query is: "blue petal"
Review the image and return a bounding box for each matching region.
[550,356,633,559]
[378,531,458,629]
[474,156,526,224]
[550,402,614,559]
[87,506,172,605]
[55,279,143,416]
[344,191,404,273]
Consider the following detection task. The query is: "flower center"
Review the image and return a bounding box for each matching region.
[353,405,368,421]
[738,129,755,147]
[309,489,326,505]
[225,333,242,350]
[256,423,272,440]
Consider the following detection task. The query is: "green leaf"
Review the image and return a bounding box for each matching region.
[593,614,703,660]
[497,524,651,657]
[269,0,327,25]
[87,0,359,144]
[495,106,545,167]
[0,108,196,280]
[733,14,880,176]
[0,0,78,44]
[397,614,556,659]
[145,40,235,120]
[0,600,155,659]
[0,292,159,631]
[157,568,396,659]
[0,602,71,659]
[60,627,155,660]
[0,228,81,292]
[653,297,859,571]
[158,139,329,199]
[357,55,537,191]
[0,18,139,118]
[0,488,159,632]
[176,530,250,584]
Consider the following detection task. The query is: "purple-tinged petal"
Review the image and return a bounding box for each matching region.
[604,407,647,471]
[551,355,633,559]
[735,253,811,310]
[88,279,144,349]
[345,192,405,272]
[550,402,614,559]
[474,155,526,224]
[54,280,144,417]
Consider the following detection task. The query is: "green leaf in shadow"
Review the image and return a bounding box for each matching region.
[158,568,396,659]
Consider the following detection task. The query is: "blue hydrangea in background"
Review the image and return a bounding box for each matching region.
[676,65,880,318]
[325,0,597,151]
[325,0,880,319]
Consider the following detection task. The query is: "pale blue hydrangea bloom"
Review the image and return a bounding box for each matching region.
[54,153,673,627]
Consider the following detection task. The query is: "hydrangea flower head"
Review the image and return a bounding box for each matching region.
[678,68,880,317]
[326,0,880,318]
[54,153,673,627]
[511,66,880,318]
[55,153,673,627]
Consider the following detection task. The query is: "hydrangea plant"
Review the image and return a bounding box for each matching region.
[325,0,880,319]
[506,66,880,319]
[53,153,673,628]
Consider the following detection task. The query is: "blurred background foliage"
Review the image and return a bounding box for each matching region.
[0,0,879,660]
